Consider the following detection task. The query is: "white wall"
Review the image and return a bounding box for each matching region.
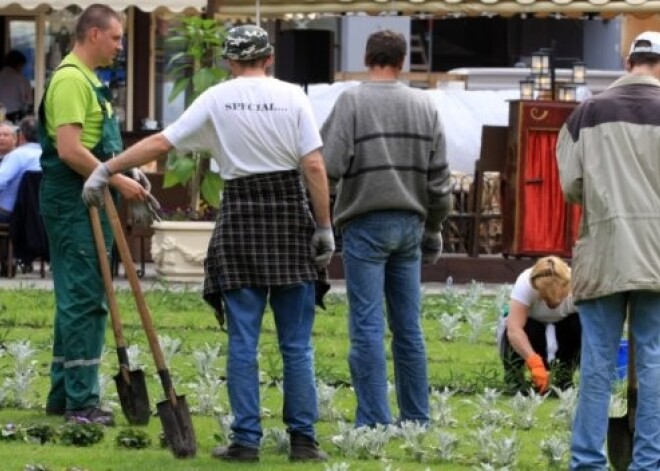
[340,16,411,72]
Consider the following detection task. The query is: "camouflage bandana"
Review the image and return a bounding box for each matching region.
[222,25,273,61]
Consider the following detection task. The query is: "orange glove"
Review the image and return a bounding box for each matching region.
[525,353,549,393]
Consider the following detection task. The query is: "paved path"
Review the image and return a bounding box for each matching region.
[0,262,508,295]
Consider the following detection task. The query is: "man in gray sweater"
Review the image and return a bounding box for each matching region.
[320,30,452,427]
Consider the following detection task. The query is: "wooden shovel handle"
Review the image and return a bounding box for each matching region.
[89,206,131,384]
[89,207,126,346]
[102,190,176,404]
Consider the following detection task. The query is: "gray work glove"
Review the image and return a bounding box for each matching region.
[421,229,443,265]
[129,168,152,192]
[129,193,162,227]
[311,225,335,269]
[82,163,112,207]
[127,167,161,226]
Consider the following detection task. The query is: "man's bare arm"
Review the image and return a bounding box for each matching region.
[300,149,331,227]
[104,133,174,175]
[56,124,105,177]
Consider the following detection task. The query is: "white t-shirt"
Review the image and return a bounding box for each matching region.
[510,268,576,324]
[162,76,322,180]
[496,268,577,361]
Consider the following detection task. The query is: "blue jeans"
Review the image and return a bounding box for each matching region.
[342,210,429,427]
[223,282,318,448]
[571,291,660,470]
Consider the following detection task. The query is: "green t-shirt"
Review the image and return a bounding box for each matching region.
[44,53,112,150]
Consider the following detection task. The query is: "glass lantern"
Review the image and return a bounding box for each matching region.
[558,84,577,102]
[520,77,535,100]
[572,61,587,85]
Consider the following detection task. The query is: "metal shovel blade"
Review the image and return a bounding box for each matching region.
[114,368,151,425]
[157,394,197,458]
[607,416,634,471]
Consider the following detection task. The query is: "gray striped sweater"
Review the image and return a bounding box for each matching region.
[320,80,452,231]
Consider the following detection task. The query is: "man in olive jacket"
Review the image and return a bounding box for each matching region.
[556,31,660,470]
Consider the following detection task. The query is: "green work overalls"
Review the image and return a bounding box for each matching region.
[38,64,122,413]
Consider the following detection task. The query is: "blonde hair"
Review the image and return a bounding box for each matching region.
[530,256,571,306]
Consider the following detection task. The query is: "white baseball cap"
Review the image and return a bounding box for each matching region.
[629,31,660,55]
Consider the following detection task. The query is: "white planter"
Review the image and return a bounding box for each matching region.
[151,220,215,283]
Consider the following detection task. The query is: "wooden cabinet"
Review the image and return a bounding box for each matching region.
[501,100,581,258]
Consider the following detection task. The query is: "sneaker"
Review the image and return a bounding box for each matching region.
[211,442,259,462]
[64,407,115,426]
[289,432,328,462]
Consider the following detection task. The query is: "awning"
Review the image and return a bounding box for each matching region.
[2,0,657,17]
[213,0,660,19]
[0,0,205,12]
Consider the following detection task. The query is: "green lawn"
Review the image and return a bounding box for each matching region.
[0,285,598,470]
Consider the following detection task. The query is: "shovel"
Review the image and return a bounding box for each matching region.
[103,190,197,458]
[89,206,151,425]
[607,316,636,471]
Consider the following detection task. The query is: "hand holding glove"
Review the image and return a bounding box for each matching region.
[127,168,161,226]
[129,193,162,227]
[421,229,443,265]
[311,225,335,268]
[82,163,112,207]
[129,168,152,192]
[525,353,549,393]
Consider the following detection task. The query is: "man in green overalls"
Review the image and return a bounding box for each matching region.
[39,4,148,425]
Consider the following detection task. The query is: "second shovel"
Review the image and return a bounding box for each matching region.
[89,206,151,425]
[104,191,196,458]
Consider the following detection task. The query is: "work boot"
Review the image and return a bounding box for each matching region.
[289,432,328,462]
[211,442,259,462]
[64,407,115,426]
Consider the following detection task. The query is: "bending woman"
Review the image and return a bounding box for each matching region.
[497,256,581,394]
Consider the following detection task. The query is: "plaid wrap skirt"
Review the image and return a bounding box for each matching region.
[203,169,318,303]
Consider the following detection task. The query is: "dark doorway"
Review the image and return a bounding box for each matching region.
[413,16,584,72]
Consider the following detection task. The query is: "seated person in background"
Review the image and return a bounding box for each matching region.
[496,256,581,394]
[0,50,32,123]
[0,121,17,162]
[0,116,41,223]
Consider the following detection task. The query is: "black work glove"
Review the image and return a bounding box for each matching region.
[421,229,443,265]
[204,292,227,332]
[214,304,226,332]
[315,279,331,310]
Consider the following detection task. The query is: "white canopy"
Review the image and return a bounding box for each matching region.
[308,81,518,174]
[213,0,660,19]
[0,0,205,12]
[2,0,658,18]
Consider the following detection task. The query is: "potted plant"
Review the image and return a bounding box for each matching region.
[150,16,228,282]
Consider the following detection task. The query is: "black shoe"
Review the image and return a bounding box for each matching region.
[64,407,115,426]
[211,442,259,462]
[289,432,328,462]
[45,405,65,416]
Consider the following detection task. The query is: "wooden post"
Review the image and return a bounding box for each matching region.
[205,0,221,19]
